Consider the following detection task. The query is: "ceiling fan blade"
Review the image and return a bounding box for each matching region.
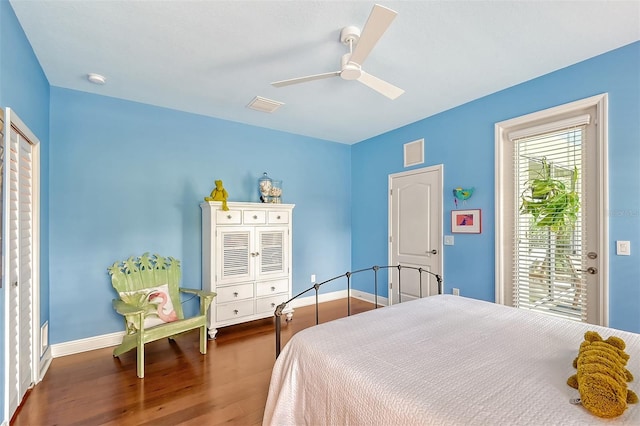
[349,4,397,66]
[357,71,404,100]
[271,71,340,88]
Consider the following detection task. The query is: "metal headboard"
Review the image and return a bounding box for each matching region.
[274,264,443,358]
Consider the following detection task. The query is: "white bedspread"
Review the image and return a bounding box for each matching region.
[263,295,640,425]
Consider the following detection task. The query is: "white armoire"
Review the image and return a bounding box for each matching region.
[201,201,294,338]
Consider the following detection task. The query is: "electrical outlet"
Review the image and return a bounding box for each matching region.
[311,274,316,283]
[452,288,460,296]
[616,241,631,256]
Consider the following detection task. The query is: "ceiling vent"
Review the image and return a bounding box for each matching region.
[404,138,424,167]
[247,96,284,113]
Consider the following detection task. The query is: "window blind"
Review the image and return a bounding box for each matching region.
[512,124,587,322]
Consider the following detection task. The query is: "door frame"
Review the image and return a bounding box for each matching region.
[494,94,608,326]
[2,108,41,422]
[388,164,444,304]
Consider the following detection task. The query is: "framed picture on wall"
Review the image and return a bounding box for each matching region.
[451,209,481,234]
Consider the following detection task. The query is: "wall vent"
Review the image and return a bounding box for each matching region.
[404,139,424,167]
[247,96,284,113]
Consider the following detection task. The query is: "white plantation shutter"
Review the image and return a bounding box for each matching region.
[260,230,284,273]
[511,115,589,322]
[221,231,250,279]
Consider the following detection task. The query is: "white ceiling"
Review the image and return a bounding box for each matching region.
[9,1,640,144]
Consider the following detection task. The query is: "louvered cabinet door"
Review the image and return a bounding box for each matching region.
[216,227,253,286]
[255,227,288,280]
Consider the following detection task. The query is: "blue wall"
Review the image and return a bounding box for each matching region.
[0,0,50,421]
[1,1,638,419]
[48,88,351,343]
[352,41,640,333]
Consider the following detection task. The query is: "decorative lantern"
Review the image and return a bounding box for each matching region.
[258,172,272,203]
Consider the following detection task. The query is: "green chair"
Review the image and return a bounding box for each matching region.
[108,253,216,378]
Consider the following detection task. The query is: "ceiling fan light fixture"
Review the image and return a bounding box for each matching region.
[247,96,284,113]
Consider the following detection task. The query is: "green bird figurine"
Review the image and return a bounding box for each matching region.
[453,187,474,207]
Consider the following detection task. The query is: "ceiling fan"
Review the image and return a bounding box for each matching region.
[271,4,404,100]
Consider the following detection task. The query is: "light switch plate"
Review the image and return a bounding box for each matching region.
[444,235,454,246]
[616,240,631,256]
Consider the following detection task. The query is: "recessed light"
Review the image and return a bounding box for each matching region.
[87,73,106,85]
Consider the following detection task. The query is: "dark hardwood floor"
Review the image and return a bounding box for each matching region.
[11,298,376,426]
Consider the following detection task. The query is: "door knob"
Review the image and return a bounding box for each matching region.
[428,249,437,255]
[586,267,598,275]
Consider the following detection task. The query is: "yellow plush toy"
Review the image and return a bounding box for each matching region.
[204,180,229,211]
[567,330,638,418]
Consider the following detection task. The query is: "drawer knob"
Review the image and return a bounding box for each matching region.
[227,214,232,219]
[234,309,239,315]
[271,286,276,291]
[271,303,276,307]
[277,215,281,219]
[253,215,258,219]
[233,292,239,297]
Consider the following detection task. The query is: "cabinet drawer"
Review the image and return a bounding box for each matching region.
[256,279,289,297]
[256,295,289,315]
[243,210,266,224]
[268,211,289,224]
[216,283,254,303]
[216,209,242,225]
[216,300,255,322]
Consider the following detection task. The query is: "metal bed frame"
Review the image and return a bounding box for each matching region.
[274,264,443,357]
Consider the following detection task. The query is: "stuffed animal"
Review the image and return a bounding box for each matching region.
[204,180,229,211]
[567,330,638,418]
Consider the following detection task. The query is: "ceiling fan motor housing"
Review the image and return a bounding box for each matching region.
[340,53,361,80]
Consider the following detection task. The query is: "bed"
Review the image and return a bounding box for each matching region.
[263,294,640,425]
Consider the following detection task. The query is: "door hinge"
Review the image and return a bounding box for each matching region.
[389,282,393,289]
[390,189,392,196]
[389,235,392,243]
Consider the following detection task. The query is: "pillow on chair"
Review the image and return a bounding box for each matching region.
[119,284,178,330]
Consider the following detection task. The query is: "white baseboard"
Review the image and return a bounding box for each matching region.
[288,289,348,308]
[38,346,53,382]
[288,289,388,309]
[48,291,386,359]
[351,290,388,306]
[51,331,124,358]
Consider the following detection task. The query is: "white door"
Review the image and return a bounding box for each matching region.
[3,108,39,421]
[389,165,443,304]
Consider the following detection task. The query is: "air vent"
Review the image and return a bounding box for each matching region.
[404,138,424,167]
[247,96,284,113]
